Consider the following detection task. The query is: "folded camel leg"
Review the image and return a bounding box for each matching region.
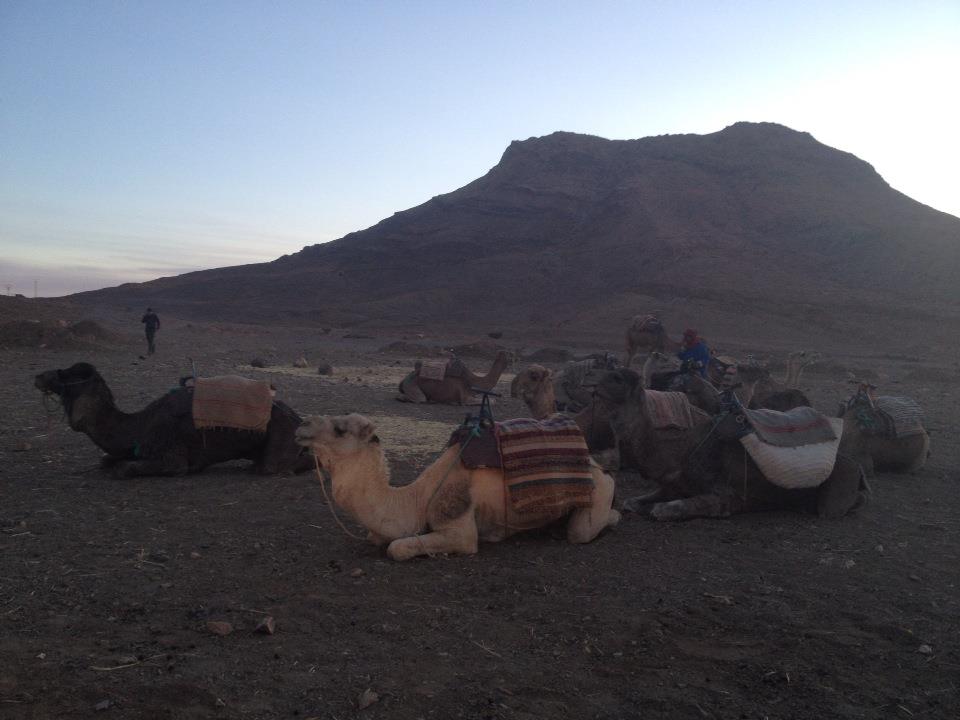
[386,514,479,561]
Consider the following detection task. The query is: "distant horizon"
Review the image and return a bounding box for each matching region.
[3,1,957,297]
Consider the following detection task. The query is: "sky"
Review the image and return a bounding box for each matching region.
[1,1,958,297]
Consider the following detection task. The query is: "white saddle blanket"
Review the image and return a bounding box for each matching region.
[740,418,844,489]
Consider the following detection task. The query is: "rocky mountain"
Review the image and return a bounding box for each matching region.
[72,122,960,350]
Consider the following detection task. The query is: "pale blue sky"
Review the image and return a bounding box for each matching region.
[1,1,958,296]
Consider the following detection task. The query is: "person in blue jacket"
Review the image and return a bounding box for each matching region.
[678,328,710,377]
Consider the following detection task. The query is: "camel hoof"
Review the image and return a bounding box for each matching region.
[386,540,417,561]
[607,509,622,527]
[622,497,657,515]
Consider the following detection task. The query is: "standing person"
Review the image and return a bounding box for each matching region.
[141,308,160,355]
[678,328,710,377]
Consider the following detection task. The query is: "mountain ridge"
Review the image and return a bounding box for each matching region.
[70,122,960,349]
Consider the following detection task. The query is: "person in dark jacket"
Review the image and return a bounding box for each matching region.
[677,328,710,377]
[141,308,160,355]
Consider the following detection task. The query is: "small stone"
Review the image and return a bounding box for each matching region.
[255,616,275,635]
[909,574,921,582]
[875,544,884,553]
[13,440,32,452]
[358,688,379,710]
[250,357,267,368]
[842,559,856,569]
[94,699,112,711]
[189,551,201,559]
[206,621,233,636]
[317,363,333,375]
[918,644,933,655]
[293,356,309,368]
[148,550,170,563]
[350,568,365,578]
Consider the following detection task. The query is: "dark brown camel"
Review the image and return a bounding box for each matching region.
[593,368,866,520]
[35,362,311,478]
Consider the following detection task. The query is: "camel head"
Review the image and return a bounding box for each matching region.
[510,364,552,400]
[295,414,381,469]
[35,363,113,428]
[494,350,515,370]
[593,368,642,408]
[840,380,879,416]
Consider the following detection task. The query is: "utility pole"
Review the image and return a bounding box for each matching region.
[33,280,37,299]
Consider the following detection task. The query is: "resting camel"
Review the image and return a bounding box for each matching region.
[509,364,623,469]
[397,352,512,404]
[839,382,930,475]
[295,414,620,560]
[34,362,311,477]
[624,314,681,368]
[593,368,866,520]
[736,351,819,410]
[555,354,620,411]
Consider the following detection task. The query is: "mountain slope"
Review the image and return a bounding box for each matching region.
[72,122,960,348]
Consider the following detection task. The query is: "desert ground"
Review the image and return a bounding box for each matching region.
[1,312,958,719]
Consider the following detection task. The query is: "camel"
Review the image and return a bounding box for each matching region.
[397,351,512,404]
[736,351,819,410]
[641,351,683,390]
[295,414,620,560]
[509,364,622,469]
[624,314,681,368]
[34,362,311,477]
[593,368,866,520]
[838,382,930,475]
[556,354,620,411]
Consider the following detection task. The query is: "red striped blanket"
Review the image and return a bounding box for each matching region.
[743,407,837,447]
[192,376,274,433]
[496,415,594,514]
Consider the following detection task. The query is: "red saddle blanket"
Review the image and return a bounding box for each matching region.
[192,376,274,433]
[448,415,594,514]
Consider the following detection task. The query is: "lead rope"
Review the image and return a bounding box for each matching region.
[313,455,365,540]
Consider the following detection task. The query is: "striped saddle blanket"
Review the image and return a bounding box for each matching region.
[645,391,708,430]
[740,418,844,489]
[875,396,925,438]
[496,415,594,514]
[192,376,274,433]
[743,407,837,447]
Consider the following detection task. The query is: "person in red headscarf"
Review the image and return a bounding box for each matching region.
[677,328,710,377]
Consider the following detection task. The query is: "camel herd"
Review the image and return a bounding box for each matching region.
[34,315,930,561]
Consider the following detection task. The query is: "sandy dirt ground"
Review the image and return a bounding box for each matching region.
[1,315,958,719]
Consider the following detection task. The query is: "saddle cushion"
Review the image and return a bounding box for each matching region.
[740,418,844,489]
[447,425,502,469]
[743,406,837,447]
[192,376,274,432]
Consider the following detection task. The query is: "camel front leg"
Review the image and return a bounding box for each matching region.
[386,515,479,561]
[648,491,745,521]
[396,374,427,403]
[567,468,620,543]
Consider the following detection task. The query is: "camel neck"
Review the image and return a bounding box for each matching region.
[69,391,142,458]
[467,356,506,390]
[326,446,444,541]
[529,381,557,419]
